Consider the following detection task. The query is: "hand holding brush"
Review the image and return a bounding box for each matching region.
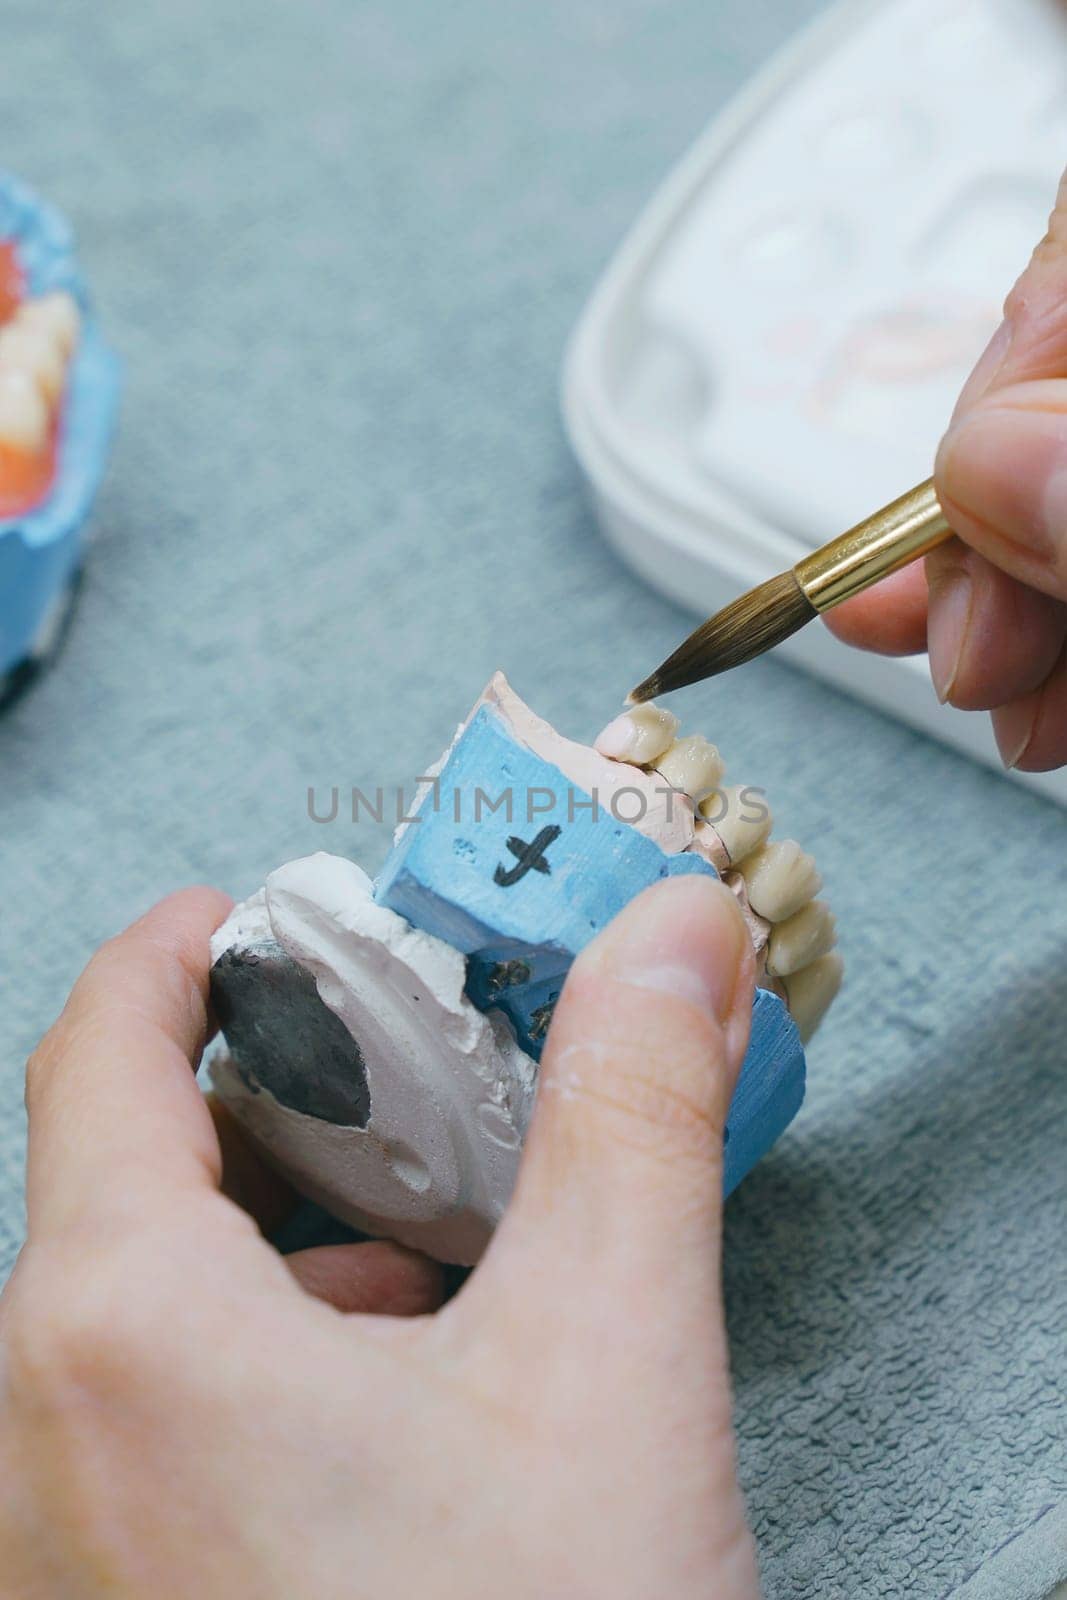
[634,172,1067,775]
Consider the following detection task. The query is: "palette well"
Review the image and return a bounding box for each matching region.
[563,0,1067,806]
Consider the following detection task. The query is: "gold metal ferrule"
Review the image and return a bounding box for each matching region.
[793,478,951,613]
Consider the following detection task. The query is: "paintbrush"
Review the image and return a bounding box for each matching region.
[630,478,951,703]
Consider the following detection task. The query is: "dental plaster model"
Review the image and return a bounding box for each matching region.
[0,174,119,703]
[210,675,843,1263]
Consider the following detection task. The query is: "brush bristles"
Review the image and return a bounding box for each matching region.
[629,571,816,701]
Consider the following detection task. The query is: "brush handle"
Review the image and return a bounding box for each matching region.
[793,478,951,614]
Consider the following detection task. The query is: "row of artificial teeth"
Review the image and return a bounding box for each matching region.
[595,702,843,1042]
[0,291,80,456]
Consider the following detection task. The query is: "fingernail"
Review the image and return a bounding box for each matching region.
[927,569,973,704]
[608,877,748,1028]
[938,404,1065,575]
[995,699,1039,770]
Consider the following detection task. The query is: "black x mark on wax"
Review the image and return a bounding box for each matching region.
[493,825,562,888]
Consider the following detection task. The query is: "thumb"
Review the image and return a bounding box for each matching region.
[936,168,1067,601]
[489,874,755,1311]
[464,877,760,1598]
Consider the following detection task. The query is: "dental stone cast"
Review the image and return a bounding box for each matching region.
[721,869,771,964]
[655,734,725,803]
[738,840,822,924]
[595,702,679,766]
[766,900,837,978]
[480,673,694,853]
[210,853,538,1265]
[210,677,830,1263]
[781,952,845,1044]
[687,818,731,873]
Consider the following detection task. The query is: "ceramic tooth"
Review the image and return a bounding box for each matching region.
[654,734,725,802]
[0,367,49,453]
[594,703,678,765]
[738,839,821,923]
[0,323,66,407]
[18,291,80,358]
[783,952,844,1043]
[700,784,772,866]
[766,899,837,978]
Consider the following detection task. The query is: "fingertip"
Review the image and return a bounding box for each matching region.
[992,641,1067,770]
[925,547,1067,710]
[208,1094,300,1237]
[821,564,929,656]
[24,888,240,1238]
[576,874,754,1060]
[925,543,974,705]
[936,386,1067,598]
[993,698,1037,769]
[286,1240,446,1317]
[65,887,231,1039]
[510,874,756,1250]
[477,873,756,1336]
[131,885,235,944]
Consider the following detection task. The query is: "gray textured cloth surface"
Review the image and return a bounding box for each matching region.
[0,1,1065,1595]
[951,1505,1067,1600]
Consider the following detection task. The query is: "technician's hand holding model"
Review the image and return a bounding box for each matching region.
[4,78,1067,1600]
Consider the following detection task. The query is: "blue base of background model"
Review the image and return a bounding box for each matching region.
[0,173,120,679]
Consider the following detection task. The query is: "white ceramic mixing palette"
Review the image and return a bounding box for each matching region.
[563,0,1067,804]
